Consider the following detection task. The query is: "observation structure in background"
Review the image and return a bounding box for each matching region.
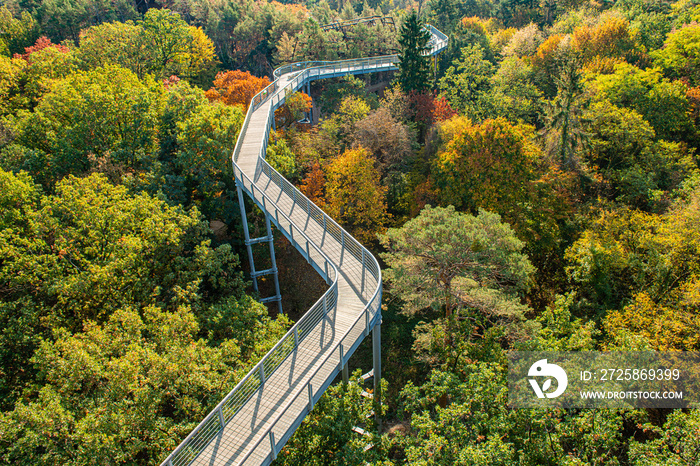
[161,24,448,466]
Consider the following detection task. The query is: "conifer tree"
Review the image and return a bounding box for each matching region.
[397,11,432,93]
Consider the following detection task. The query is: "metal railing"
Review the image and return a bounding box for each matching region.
[272,55,398,82]
[161,160,341,466]
[273,25,447,79]
[162,24,447,466]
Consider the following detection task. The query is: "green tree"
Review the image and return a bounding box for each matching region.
[654,23,700,87]
[77,20,146,77]
[438,44,494,119]
[36,0,138,43]
[489,56,543,124]
[589,63,696,143]
[266,139,297,180]
[0,170,273,412]
[0,7,40,57]
[11,65,162,185]
[542,57,589,169]
[0,173,245,328]
[277,371,387,465]
[397,11,432,93]
[566,185,700,330]
[629,409,700,465]
[77,10,217,82]
[398,365,517,465]
[0,303,288,465]
[174,100,244,219]
[379,205,534,358]
[582,100,696,209]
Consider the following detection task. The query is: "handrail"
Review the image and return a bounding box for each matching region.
[272,56,397,83]
[273,25,446,79]
[161,154,340,466]
[162,24,446,466]
[237,261,381,464]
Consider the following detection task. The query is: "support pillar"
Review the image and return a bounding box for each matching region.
[237,185,258,292]
[264,214,283,315]
[342,362,349,384]
[372,320,381,427]
[306,81,313,124]
[237,184,283,313]
[434,55,438,83]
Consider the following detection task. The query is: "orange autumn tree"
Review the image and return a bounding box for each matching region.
[205,70,270,110]
[433,116,571,248]
[300,161,326,207]
[571,16,637,65]
[275,91,312,128]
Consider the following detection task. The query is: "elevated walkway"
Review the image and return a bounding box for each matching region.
[161,26,447,466]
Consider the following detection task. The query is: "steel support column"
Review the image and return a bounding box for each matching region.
[264,214,283,314]
[342,361,349,384]
[237,185,258,292]
[236,184,283,313]
[306,81,313,124]
[372,319,381,426]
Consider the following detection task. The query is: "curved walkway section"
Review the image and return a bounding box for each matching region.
[162,28,447,466]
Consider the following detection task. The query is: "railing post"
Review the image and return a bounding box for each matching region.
[270,431,277,460]
[361,248,366,295]
[294,327,299,346]
[217,407,225,428]
[308,383,314,411]
[340,344,349,384]
[373,322,382,427]
[364,308,369,337]
[340,233,345,264]
[259,364,265,384]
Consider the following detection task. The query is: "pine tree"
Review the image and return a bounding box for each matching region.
[542,57,589,169]
[397,11,432,93]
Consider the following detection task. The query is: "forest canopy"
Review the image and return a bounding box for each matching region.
[1,0,700,465]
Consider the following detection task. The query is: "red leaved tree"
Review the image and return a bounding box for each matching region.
[205,70,271,110]
[13,36,69,61]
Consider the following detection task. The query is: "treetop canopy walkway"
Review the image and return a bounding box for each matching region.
[161,25,447,466]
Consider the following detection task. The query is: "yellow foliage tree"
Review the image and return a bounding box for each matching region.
[569,190,700,350]
[325,148,388,244]
[571,16,637,64]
